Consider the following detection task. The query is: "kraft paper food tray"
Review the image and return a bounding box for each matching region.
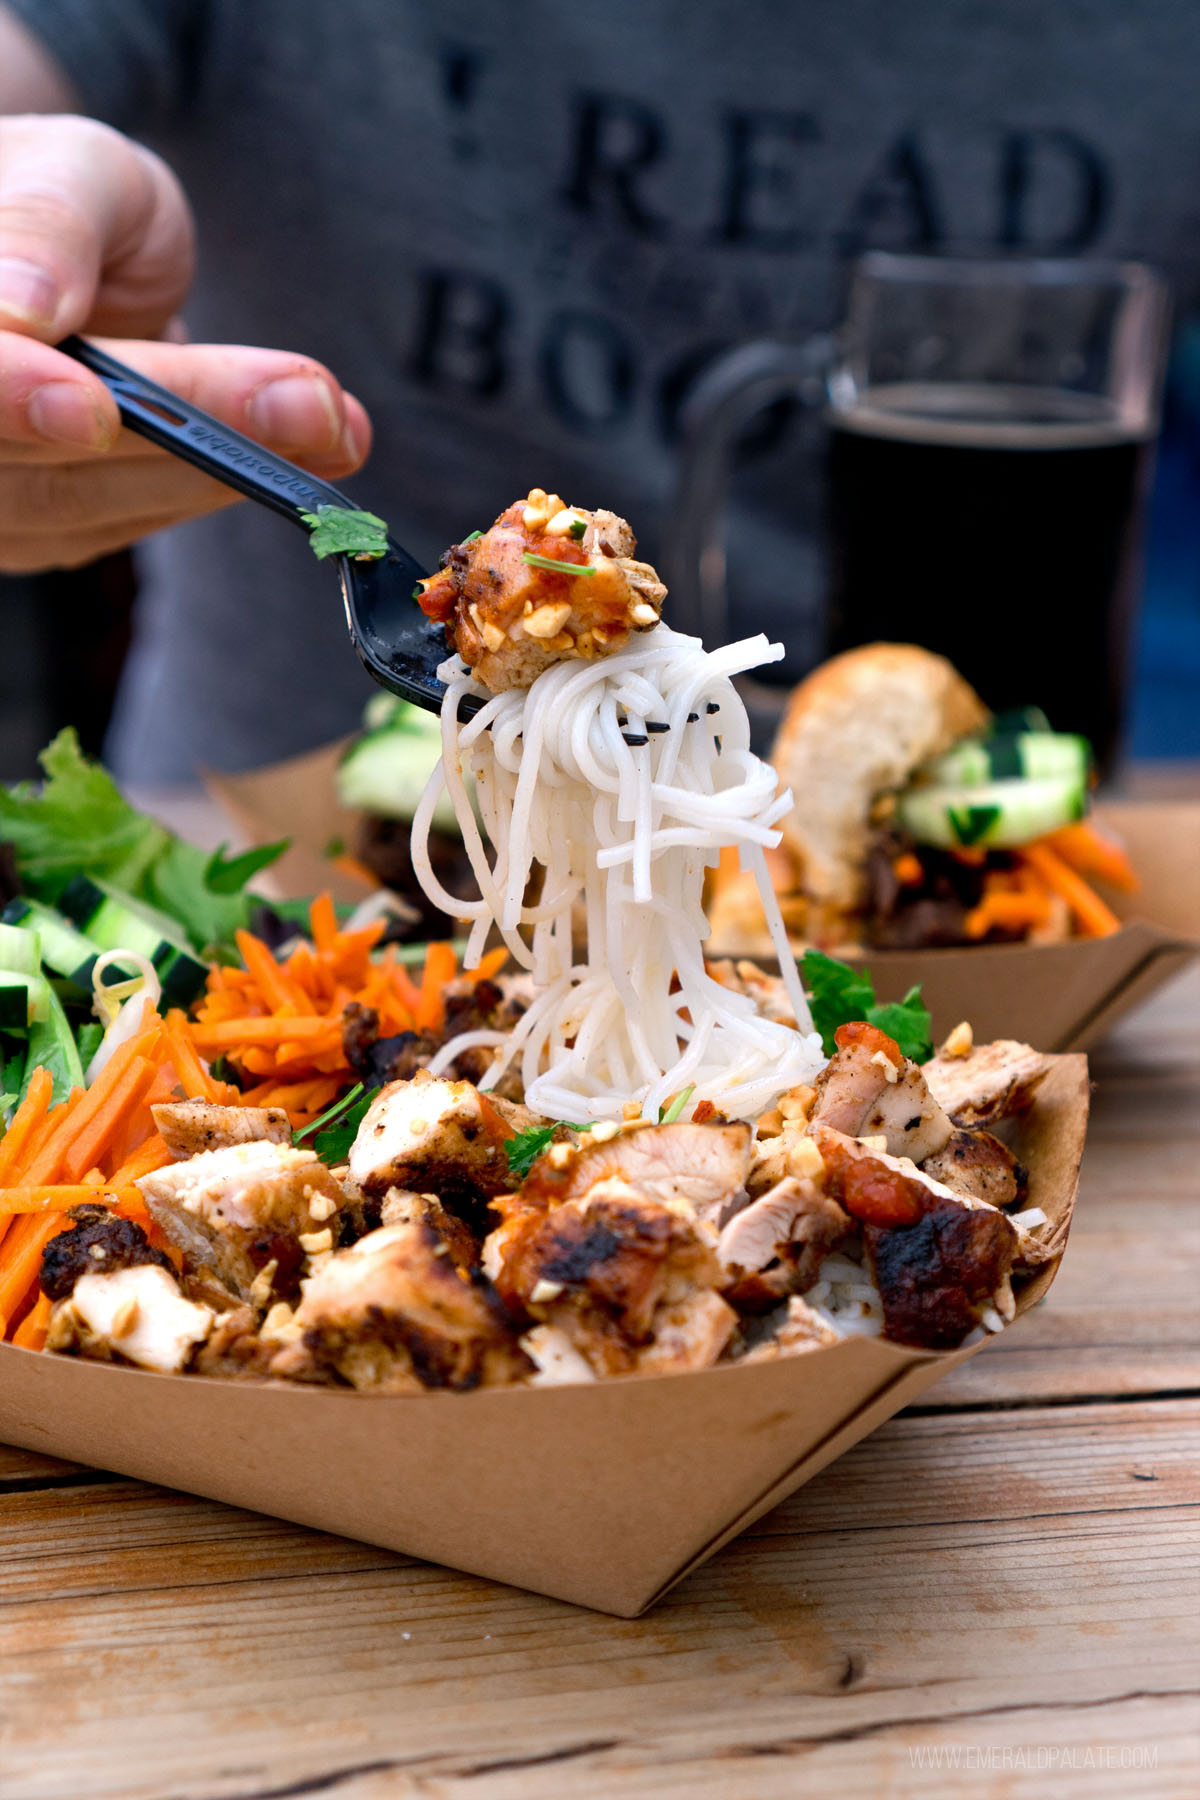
[714,800,1197,1051]
[0,1056,1087,1617]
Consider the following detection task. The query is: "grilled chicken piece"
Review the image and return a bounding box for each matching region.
[151,1101,292,1158]
[191,1304,278,1382]
[268,1220,531,1393]
[40,1205,174,1299]
[521,1323,597,1385]
[811,1123,1043,1349]
[809,1022,953,1164]
[415,492,665,692]
[491,1185,735,1378]
[138,1141,345,1306]
[921,1128,1026,1210]
[347,1070,537,1203]
[379,1186,479,1269]
[45,1261,214,1373]
[923,1039,1052,1126]
[743,1294,841,1362]
[718,1177,851,1311]
[517,1120,753,1223]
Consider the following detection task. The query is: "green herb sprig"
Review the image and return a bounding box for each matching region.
[504,1120,594,1181]
[658,1085,695,1124]
[521,551,595,577]
[300,505,389,562]
[801,950,933,1063]
[294,1081,380,1162]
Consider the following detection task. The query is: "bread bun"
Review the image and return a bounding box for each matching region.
[770,643,989,911]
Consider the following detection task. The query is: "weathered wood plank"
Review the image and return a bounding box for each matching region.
[0,1401,1195,1800]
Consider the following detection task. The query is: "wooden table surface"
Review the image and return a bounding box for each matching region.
[1,969,1197,1799]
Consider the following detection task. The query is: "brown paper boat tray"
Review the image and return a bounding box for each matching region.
[0,1056,1089,1616]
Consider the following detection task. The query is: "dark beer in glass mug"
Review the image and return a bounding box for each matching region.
[824,259,1167,772]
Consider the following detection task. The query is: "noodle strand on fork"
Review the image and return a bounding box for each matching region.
[412,625,822,1121]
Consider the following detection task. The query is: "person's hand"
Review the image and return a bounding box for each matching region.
[0,114,370,572]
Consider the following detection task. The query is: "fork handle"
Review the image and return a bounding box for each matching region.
[58,335,355,527]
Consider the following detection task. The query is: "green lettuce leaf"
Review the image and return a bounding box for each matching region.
[0,731,289,957]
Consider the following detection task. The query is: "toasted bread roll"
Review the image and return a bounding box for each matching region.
[770,643,989,911]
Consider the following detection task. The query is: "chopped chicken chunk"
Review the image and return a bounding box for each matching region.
[490,1184,735,1377]
[743,1294,841,1362]
[920,1127,1026,1210]
[415,492,665,692]
[378,1186,479,1269]
[268,1220,531,1393]
[347,1070,538,1203]
[46,1262,213,1373]
[40,1205,174,1299]
[809,1021,954,1163]
[151,1100,291,1157]
[717,1177,851,1311]
[138,1141,345,1306]
[517,1119,752,1222]
[922,1039,1053,1126]
[191,1304,276,1382]
[810,1123,1043,1349]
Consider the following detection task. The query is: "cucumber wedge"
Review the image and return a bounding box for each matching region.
[337,703,463,832]
[897,775,1088,850]
[2,897,99,981]
[58,875,208,1007]
[921,732,1091,789]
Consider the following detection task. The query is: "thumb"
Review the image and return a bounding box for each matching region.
[0,114,194,341]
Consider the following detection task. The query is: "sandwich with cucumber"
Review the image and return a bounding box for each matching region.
[710,642,1136,954]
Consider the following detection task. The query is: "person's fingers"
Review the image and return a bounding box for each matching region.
[0,334,372,464]
[0,115,194,340]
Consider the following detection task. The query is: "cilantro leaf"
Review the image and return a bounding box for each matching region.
[801,950,933,1063]
[504,1120,593,1181]
[294,1082,379,1163]
[300,505,389,562]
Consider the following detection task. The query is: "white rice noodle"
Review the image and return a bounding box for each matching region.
[800,1248,885,1339]
[411,625,823,1122]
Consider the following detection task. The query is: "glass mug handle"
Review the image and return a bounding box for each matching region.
[666,333,835,646]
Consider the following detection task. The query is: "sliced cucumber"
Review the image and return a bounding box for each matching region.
[0,969,51,1031]
[897,775,1087,850]
[337,703,463,832]
[0,920,41,976]
[57,875,208,1009]
[2,897,99,981]
[920,732,1091,789]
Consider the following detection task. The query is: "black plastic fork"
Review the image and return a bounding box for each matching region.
[58,335,470,717]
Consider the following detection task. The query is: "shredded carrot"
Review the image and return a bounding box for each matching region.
[0,1212,75,1322]
[61,1055,159,1185]
[12,1290,52,1351]
[0,1187,142,1214]
[108,1136,173,1186]
[1019,842,1123,938]
[309,890,340,954]
[416,942,457,1034]
[0,1068,55,1187]
[466,946,510,983]
[892,852,925,887]
[331,853,382,891]
[1040,820,1139,893]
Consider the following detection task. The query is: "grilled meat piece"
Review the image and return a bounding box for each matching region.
[861,1201,1017,1350]
[415,493,665,693]
[811,1123,1037,1349]
[191,1304,278,1382]
[718,1178,851,1312]
[491,1185,734,1377]
[353,816,476,939]
[809,1022,953,1164]
[138,1141,345,1306]
[342,1002,437,1089]
[347,1070,538,1201]
[923,1039,1053,1126]
[46,1261,213,1373]
[744,1295,841,1361]
[268,1220,531,1393]
[921,1128,1026,1210]
[379,1187,479,1269]
[517,1120,752,1223]
[151,1100,291,1157]
[40,1205,173,1301]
